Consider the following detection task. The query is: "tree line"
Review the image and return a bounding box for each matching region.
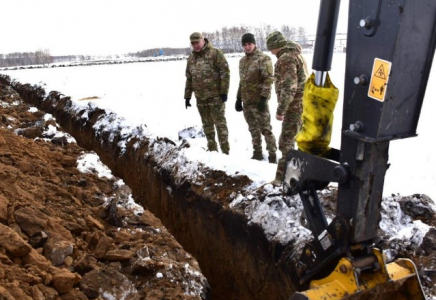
[129,47,190,58]
[0,49,53,68]
[129,24,309,57]
[202,24,308,53]
[1,24,309,67]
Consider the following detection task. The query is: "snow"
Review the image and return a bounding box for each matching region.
[77,152,114,179]
[0,99,20,107]
[2,52,434,244]
[1,52,435,200]
[100,285,137,300]
[245,192,312,243]
[183,138,277,184]
[182,263,207,296]
[380,197,430,245]
[39,113,77,143]
[4,75,430,298]
[76,152,145,215]
[1,52,435,276]
[43,113,54,121]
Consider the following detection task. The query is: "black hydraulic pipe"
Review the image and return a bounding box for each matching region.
[312,0,341,72]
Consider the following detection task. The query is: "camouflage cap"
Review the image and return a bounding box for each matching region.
[190,32,204,42]
[266,31,287,50]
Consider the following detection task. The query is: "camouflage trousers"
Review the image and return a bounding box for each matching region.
[197,97,230,154]
[243,103,277,155]
[276,100,303,180]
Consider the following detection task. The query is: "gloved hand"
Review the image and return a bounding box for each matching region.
[257,97,267,112]
[235,98,243,112]
[185,98,191,109]
[220,94,228,103]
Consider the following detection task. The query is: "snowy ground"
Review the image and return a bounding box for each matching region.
[1,54,435,299]
[1,52,435,200]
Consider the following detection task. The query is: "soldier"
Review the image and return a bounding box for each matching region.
[236,33,277,163]
[266,31,308,186]
[184,32,230,154]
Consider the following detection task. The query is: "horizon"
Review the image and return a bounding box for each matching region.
[0,31,348,59]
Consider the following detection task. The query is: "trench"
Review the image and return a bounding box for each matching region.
[0,76,298,300]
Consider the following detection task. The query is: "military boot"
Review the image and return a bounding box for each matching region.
[207,140,218,152]
[220,141,230,155]
[271,175,283,187]
[271,162,284,186]
[268,153,277,164]
[251,151,263,161]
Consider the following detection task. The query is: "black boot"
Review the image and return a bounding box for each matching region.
[251,151,263,161]
[268,153,277,164]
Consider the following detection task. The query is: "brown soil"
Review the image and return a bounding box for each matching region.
[0,84,208,299]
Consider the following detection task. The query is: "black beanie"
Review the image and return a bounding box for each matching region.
[241,33,256,45]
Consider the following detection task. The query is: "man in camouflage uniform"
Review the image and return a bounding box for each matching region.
[236,33,277,163]
[266,31,308,185]
[184,32,230,154]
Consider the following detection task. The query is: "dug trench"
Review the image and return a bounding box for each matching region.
[1,75,435,300]
[0,76,300,299]
[0,82,213,300]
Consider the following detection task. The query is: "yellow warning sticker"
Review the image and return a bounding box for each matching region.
[368,58,392,102]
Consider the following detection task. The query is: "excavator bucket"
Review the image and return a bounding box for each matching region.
[289,249,425,300]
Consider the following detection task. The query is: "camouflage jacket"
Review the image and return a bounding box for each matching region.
[237,48,273,105]
[274,40,308,116]
[184,39,230,102]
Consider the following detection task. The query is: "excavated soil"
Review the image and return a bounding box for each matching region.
[0,83,209,299]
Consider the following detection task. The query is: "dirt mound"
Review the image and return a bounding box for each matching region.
[0,83,209,299]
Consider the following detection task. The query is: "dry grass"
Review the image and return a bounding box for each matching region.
[78,96,100,101]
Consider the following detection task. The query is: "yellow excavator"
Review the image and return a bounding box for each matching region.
[283,0,435,299]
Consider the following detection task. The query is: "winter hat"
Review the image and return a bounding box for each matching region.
[266,31,287,50]
[241,33,256,45]
[190,32,204,42]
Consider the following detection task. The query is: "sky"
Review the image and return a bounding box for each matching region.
[1,0,349,56]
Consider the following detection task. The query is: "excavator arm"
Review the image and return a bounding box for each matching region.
[285,0,436,299]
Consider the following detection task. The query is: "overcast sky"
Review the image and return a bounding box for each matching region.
[1,0,349,56]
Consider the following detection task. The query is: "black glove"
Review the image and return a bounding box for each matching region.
[257,97,267,112]
[220,94,228,103]
[185,98,191,109]
[235,98,243,112]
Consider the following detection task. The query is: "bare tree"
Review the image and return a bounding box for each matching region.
[34,49,53,67]
[282,25,297,40]
[125,23,310,60]
[254,25,266,51]
[297,27,308,47]
[221,27,229,51]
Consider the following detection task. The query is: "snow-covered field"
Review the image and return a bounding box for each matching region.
[1,52,435,200]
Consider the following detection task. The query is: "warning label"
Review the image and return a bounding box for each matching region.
[368,58,392,102]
